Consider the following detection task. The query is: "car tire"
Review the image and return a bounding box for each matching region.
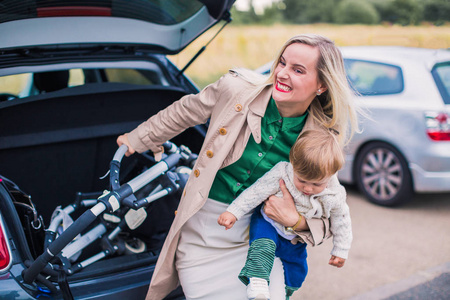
[354,142,414,206]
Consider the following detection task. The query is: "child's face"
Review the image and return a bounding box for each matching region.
[293,173,331,196]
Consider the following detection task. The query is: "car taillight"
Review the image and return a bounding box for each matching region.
[37,6,112,17]
[425,112,450,141]
[0,215,11,271]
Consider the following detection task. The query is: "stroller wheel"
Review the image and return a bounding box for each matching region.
[124,237,147,254]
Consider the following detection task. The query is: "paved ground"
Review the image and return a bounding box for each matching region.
[350,262,450,300]
[384,272,450,300]
[290,186,450,300]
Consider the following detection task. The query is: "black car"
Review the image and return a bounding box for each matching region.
[0,1,234,298]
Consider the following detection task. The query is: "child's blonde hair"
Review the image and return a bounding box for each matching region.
[289,129,345,181]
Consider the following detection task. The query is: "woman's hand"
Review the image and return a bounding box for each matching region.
[217,212,237,230]
[264,179,309,231]
[116,134,136,157]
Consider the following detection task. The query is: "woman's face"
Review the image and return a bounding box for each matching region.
[272,43,326,117]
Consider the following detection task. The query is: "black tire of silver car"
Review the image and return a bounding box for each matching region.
[355,142,414,206]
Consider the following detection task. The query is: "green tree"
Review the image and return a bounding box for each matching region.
[386,0,423,25]
[282,0,337,24]
[230,0,262,25]
[368,0,394,23]
[423,0,450,24]
[281,0,303,23]
[229,6,249,25]
[334,0,380,24]
[259,2,284,25]
[231,0,446,26]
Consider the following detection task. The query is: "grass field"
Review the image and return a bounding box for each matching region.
[169,23,450,89]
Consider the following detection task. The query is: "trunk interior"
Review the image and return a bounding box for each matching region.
[0,83,204,295]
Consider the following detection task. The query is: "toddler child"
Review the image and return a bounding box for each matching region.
[218,129,352,300]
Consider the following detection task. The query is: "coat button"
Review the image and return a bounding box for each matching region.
[194,169,200,177]
[206,150,214,158]
[219,128,227,135]
[235,104,242,112]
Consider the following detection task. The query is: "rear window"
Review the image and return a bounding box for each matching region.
[0,0,203,25]
[432,63,450,105]
[0,68,165,101]
[345,59,404,96]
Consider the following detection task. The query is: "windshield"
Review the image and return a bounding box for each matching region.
[0,0,204,25]
[433,63,450,105]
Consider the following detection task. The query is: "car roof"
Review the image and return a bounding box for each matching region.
[0,0,235,54]
[341,46,450,69]
[256,46,450,75]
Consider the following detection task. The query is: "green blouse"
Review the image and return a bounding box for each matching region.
[208,98,308,204]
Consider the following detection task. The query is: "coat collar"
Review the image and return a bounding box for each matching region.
[246,84,272,144]
[248,84,272,117]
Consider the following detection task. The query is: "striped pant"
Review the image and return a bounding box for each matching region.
[239,206,308,298]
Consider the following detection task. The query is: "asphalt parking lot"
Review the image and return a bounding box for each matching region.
[291,186,450,300]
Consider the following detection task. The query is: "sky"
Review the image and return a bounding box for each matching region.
[234,0,279,13]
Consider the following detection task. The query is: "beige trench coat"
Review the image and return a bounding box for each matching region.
[127,70,331,300]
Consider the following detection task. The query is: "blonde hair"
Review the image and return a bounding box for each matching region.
[265,34,360,146]
[289,129,345,181]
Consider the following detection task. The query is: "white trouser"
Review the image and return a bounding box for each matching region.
[176,198,286,300]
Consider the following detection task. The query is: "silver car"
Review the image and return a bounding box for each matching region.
[257,46,450,206]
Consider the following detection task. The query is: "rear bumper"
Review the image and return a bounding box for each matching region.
[410,163,450,192]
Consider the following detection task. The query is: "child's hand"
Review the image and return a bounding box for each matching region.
[217,212,237,230]
[329,255,346,268]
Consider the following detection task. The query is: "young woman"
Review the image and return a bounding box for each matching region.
[117,34,360,300]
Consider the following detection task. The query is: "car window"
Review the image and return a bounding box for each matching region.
[69,69,85,86]
[103,69,157,85]
[0,68,165,100]
[432,63,450,105]
[0,73,31,99]
[345,59,403,96]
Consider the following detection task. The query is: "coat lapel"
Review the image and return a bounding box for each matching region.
[247,85,272,144]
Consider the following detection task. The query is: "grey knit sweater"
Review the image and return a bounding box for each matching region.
[227,161,352,259]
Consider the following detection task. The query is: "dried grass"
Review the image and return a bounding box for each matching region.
[170,24,450,88]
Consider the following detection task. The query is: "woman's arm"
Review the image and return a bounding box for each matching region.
[124,74,230,154]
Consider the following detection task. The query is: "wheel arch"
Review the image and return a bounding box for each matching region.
[351,139,415,191]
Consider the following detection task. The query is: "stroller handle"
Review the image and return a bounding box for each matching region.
[113,144,129,162]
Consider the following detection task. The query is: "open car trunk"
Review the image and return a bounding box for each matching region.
[0,83,205,299]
